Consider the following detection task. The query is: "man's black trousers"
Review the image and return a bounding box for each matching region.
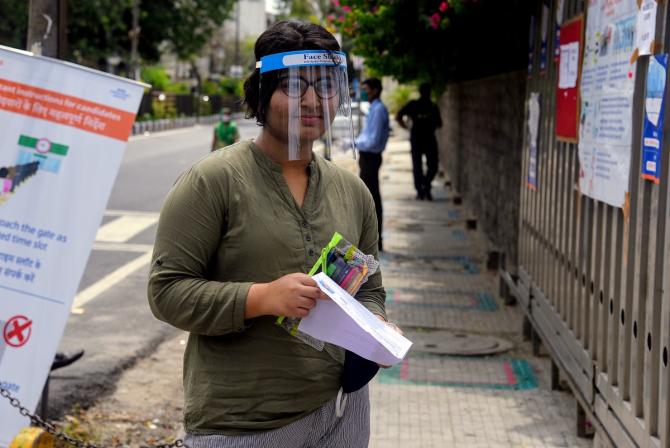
[358,151,383,249]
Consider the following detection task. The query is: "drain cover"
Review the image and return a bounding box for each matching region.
[406,331,513,356]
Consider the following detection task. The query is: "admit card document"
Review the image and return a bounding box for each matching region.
[299,272,412,366]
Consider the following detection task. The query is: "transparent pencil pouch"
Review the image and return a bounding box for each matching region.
[276,232,379,350]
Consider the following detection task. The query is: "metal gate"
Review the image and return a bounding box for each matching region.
[504,0,670,446]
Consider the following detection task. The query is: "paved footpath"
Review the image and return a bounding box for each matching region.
[348,133,593,448]
[63,132,594,448]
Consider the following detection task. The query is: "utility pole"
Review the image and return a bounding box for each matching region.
[27,0,67,58]
[234,0,240,69]
[130,0,141,80]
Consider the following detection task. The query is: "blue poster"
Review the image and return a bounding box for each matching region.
[642,54,668,184]
[540,3,550,74]
[554,0,564,61]
[528,15,536,79]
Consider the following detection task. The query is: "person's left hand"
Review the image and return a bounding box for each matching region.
[375,314,403,368]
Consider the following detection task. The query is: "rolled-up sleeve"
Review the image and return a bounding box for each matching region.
[147,166,253,336]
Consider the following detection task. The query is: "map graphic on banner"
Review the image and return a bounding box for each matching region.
[0,46,146,446]
[578,0,638,208]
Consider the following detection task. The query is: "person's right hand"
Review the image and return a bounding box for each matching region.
[245,273,328,319]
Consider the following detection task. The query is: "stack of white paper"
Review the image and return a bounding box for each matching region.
[298,272,413,366]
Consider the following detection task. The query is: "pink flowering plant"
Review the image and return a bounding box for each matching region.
[324,0,526,87]
[325,0,470,83]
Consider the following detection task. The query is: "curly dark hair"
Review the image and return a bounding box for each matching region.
[243,20,341,126]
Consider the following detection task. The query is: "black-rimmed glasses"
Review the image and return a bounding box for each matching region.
[279,76,340,100]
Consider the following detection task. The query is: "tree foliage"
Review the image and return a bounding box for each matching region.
[67,0,133,66]
[142,0,234,61]
[328,0,534,87]
[0,0,235,73]
[0,0,28,49]
[274,0,328,22]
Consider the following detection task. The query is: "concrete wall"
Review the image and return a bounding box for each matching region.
[436,71,526,268]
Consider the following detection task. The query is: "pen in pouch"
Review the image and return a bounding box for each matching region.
[340,264,359,291]
[326,248,338,266]
[332,258,351,284]
[326,261,337,277]
[325,249,339,276]
[347,264,368,295]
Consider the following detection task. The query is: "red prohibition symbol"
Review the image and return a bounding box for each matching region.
[3,315,33,348]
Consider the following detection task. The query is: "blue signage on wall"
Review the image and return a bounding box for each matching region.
[642,54,668,184]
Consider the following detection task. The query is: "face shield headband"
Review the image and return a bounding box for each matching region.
[257,50,354,161]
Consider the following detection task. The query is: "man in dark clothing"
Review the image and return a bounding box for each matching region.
[396,83,443,201]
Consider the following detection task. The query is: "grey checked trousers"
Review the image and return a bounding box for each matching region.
[184,385,370,448]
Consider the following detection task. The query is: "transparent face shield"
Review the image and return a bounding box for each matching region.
[257,50,355,160]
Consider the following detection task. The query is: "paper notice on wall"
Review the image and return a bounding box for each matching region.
[636,0,657,57]
[578,0,637,208]
[558,41,579,88]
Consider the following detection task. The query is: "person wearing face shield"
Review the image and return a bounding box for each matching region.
[148,20,399,448]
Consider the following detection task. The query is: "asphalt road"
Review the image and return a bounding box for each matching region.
[48,118,259,420]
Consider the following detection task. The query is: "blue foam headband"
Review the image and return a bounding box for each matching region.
[257,50,347,74]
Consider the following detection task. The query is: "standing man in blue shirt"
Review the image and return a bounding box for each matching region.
[355,78,390,252]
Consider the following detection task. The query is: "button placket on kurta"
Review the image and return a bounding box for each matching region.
[251,143,320,271]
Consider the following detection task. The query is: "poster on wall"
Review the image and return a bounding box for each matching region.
[578,0,638,208]
[540,3,550,74]
[634,0,658,59]
[555,15,583,142]
[528,92,541,190]
[0,46,146,446]
[641,54,667,184]
[554,0,565,61]
[528,15,536,79]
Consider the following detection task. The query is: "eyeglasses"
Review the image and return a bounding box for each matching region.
[279,76,340,100]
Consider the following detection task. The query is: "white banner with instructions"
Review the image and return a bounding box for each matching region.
[0,46,145,446]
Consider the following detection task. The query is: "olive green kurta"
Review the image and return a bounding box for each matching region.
[147,140,385,434]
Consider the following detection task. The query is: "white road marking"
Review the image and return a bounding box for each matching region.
[92,242,154,253]
[74,210,159,311]
[128,125,209,142]
[95,215,158,243]
[73,251,152,309]
[104,209,160,218]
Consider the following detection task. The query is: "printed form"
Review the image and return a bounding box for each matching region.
[299,272,413,366]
